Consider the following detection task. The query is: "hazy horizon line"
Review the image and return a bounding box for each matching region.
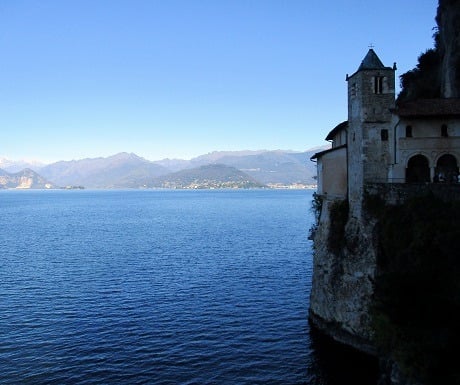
[1,145,328,165]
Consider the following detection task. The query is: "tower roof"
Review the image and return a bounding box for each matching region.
[347,49,394,80]
[357,49,385,71]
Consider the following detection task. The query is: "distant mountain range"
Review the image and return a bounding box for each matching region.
[37,152,169,189]
[149,164,265,189]
[0,148,325,189]
[0,168,56,189]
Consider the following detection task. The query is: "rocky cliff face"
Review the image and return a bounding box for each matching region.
[437,0,460,98]
[310,189,460,385]
[0,168,55,189]
[309,198,378,355]
[398,0,460,102]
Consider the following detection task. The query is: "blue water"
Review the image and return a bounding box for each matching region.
[0,189,376,384]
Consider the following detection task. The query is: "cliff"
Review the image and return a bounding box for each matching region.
[398,0,460,102]
[309,197,378,355]
[437,0,460,98]
[372,192,460,385]
[309,187,460,385]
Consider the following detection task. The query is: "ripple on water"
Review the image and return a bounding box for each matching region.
[0,190,346,385]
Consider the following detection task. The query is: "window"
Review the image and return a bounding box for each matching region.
[381,129,389,141]
[374,76,384,94]
[351,83,356,97]
[406,125,413,137]
[441,124,448,137]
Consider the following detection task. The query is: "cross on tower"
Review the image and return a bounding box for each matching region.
[368,43,375,49]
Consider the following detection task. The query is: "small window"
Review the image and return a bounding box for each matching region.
[351,83,357,97]
[441,124,448,137]
[374,76,383,94]
[406,125,413,137]
[381,129,388,141]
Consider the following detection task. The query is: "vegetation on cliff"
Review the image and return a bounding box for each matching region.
[327,199,349,255]
[308,194,349,254]
[371,195,460,384]
[397,47,441,102]
[308,192,323,240]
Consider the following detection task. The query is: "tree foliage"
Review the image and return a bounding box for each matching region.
[397,48,441,103]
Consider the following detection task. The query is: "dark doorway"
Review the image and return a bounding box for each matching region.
[406,154,430,183]
[435,154,458,183]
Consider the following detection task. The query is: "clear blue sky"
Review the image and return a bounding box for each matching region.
[1,0,438,163]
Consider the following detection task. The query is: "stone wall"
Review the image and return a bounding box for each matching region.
[346,64,395,217]
[365,182,460,205]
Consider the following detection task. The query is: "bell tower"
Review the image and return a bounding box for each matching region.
[346,49,396,210]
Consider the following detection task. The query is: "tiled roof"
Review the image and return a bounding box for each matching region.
[394,98,460,117]
[325,121,348,141]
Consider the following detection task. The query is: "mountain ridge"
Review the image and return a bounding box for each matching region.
[38,152,170,188]
[0,168,56,189]
[2,147,326,189]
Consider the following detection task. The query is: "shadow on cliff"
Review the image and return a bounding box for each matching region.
[306,325,379,385]
[372,194,460,384]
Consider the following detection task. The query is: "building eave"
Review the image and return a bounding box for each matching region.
[325,121,348,141]
[310,144,347,161]
[347,66,394,80]
[393,98,460,118]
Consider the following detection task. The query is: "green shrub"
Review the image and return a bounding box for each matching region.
[308,192,323,240]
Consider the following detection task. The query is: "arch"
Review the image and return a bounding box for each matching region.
[406,154,430,183]
[435,154,459,183]
[434,152,460,167]
[403,151,434,169]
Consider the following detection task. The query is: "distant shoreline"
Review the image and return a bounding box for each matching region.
[1,185,317,191]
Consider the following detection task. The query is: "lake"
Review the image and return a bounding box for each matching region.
[0,189,377,384]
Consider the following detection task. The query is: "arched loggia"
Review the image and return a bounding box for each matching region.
[435,154,458,183]
[406,154,430,183]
